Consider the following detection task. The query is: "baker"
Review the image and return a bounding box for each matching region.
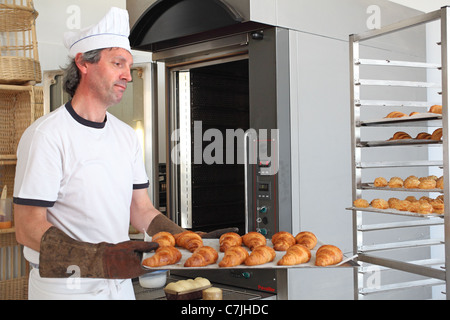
[13,7,220,300]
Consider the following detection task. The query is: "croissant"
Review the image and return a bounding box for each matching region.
[218,246,249,267]
[184,246,218,267]
[389,131,411,141]
[429,105,442,114]
[277,244,311,266]
[152,231,176,247]
[315,245,343,266]
[295,231,318,250]
[431,128,443,141]
[244,245,276,266]
[242,232,266,250]
[385,111,407,118]
[219,232,242,252]
[174,231,203,252]
[142,246,182,268]
[271,231,296,251]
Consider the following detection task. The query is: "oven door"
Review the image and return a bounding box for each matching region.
[169,55,250,232]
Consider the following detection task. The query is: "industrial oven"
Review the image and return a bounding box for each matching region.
[128,0,291,295]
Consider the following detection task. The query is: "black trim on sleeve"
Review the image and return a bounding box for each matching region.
[13,197,56,208]
[133,181,150,190]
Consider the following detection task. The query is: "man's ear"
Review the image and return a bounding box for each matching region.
[74,53,88,75]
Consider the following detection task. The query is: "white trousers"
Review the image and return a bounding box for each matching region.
[28,268,136,300]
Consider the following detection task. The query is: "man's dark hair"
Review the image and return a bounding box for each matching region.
[62,49,103,97]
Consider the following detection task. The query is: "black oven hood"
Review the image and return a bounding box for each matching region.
[129,0,267,52]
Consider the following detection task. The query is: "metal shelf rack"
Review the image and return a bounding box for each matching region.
[350,7,450,299]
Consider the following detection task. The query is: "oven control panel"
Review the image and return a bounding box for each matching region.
[253,159,277,237]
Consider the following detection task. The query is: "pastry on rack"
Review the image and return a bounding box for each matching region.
[271,231,296,251]
[418,178,437,189]
[404,176,420,189]
[388,177,403,188]
[431,128,443,141]
[409,112,421,116]
[219,232,242,252]
[242,231,266,250]
[373,177,388,187]
[418,202,434,215]
[415,132,432,140]
[429,105,442,114]
[371,198,389,209]
[405,195,417,202]
[430,199,444,214]
[388,198,400,209]
[315,245,343,266]
[295,231,318,250]
[184,246,218,267]
[353,198,369,208]
[142,246,182,268]
[407,201,420,213]
[277,244,311,266]
[388,131,412,141]
[436,176,444,189]
[218,246,249,268]
[175,231,203,252]
[385,111,407,118]
[393,200,411,211]
[152,231,176,247]
[244,245,276,266]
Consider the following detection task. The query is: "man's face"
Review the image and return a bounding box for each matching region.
[86,47,134,107]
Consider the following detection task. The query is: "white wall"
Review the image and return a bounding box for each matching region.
[33,0,151,73]
[389,0,449,13]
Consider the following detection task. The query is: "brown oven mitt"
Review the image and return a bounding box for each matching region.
[146,214,239,238]
[39,227,159,279]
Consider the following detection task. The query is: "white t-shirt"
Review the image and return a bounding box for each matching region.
[14,102,149,264]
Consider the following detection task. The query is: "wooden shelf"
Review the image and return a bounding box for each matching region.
[0,227,15,234]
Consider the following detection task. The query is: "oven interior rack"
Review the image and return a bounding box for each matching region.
[350,7,450,300]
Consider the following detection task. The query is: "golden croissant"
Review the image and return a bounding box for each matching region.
[242,232,266,250]
[315,245,343,266]
[218,246,249,268]
[244,245,276,266]
[295,231,317,250]
[277,244,311,266]
[271,231,296,251]
[174,230,203,252]
[142,246,182,268]
[219,232,242,252]
[184,246,218,267]
[152,231,176,247]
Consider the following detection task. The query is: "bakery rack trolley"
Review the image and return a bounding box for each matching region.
[350,7,450,300]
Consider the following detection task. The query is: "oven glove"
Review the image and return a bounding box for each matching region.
[146,213,239,238]
[146,213,185,236]
[199,228,240,239]
[39,226,159,279]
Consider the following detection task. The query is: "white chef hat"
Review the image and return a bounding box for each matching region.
[64,7,131,58]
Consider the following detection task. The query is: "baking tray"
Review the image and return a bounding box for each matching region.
[358,139,441,148]
[347,206,444,219]
[360,183,443,193]
[141,238,355,270]
[358,113,442,127]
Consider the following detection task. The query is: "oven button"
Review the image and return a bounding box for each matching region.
[259,206,268,214]
[241,272,251,279]
[258,228,268,236]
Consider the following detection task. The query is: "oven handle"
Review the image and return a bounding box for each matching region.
[244,131,253,234]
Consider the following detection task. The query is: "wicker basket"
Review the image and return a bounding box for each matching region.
[0,0,41,84]
[0,232,29,300]
[0,85,43,155]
